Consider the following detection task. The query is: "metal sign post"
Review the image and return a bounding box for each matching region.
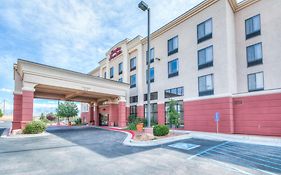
[214,112,220,133]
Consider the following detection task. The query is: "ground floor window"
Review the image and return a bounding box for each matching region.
[130,105,137,116]
[165,100,184,128]
[144,103,158,125]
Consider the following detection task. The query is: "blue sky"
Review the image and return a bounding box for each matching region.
[0,0,242,115]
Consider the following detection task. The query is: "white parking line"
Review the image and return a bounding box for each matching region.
[187,141,229,160]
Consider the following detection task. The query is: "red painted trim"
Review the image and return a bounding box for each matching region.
[101,126,135,139]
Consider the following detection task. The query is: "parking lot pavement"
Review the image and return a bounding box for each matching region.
[0,127,280,175]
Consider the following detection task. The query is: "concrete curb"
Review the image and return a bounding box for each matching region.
[190,131,281,147]
[97,126,191,147]
[2,131,51,139]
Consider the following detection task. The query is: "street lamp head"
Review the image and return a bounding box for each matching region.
[138,1,148,11]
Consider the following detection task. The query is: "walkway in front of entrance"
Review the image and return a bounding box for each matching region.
[12,59,130,130]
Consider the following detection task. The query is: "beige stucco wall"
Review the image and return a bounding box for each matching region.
[90,0,281,106]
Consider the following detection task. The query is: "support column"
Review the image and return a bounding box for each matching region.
[12,93,22,130]
[108,103,118,126]
[157,103,165,125]
[89,103,94,125]
[20,90,34,129]
[118,97,126,128]
[94,104,99,126]
[137,105,144,118]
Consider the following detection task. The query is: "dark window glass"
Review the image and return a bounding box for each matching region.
[129,96,138,103]
[198,46,213,69]
[164,87,184,98]
[168,58,179,78]
[165,100,184,128]
[247,43,263,67]
[198,74,214,96]
[168,36,178,56]
[130,105,137,116]
[144,103,158,124]
[118,62,123,74]
[197,18,212,43]
[248,72,264,92]
[144,92,158,101]
[110,67,114,78]
[146,48,155,64]
[130,74,136,88]
[118,78,123,82]
[146,67,155,83]
[130,57,136,71]
[245,14,261,39]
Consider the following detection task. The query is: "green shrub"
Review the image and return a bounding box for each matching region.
[0,109,3,118]
[128,115,137,123]
[23,121,47,134]
[74,118,82,125]
[153,125,169,136]
[126,122,137,130]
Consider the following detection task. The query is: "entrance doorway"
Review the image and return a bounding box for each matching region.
[99,114,108,126]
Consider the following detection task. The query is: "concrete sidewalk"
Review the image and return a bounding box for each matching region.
[189,131,281,147]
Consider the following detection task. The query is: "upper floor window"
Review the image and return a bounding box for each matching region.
[197,18,212,43]
[110,67,114,78]
[144,92,158,101]
[198,46,213,69]
[146,48,155,64]
[130,105,137,116]
[130,74,136,88]
[247,43,263,67]
[129,96,138,103]
[118,62,123,74]
[146,67,155,83]
[168,58,179,78]
[245,14,261,39]
[198,74,214,96]
[164,87,184,98]
[130,57,136,71]
[168,36,178,56]
[248,72,264,92]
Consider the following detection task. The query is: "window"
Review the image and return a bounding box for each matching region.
[130,57,136,71]
[146,67,155,83]
[104,72,106,79]
[247,43,263,67]
[168,36,178,56]
[165,100,184,128]
[81,103,89,112]
[118,62,123,74]
[130,74,136,88]
[130,105,137,116]
[248,72,264,92]
[146,48,154,64]
[168,58,179,78]
[118,78,123,82]
[144,103,158,124]
[130,96,138,103]
[165,87,184,98]
[198,74,214,96]
[144,92,158,101]
[110,67,114,78]
[198,46,213,69]
[245,14,261,39]
[197,18,212,43]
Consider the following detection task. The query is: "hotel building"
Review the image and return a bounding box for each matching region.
[81,0,281,136]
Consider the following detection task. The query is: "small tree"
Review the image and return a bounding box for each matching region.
[46,112,56,121]
[168,99,179,128]
[56,102,78,124]
[0,109,3,118]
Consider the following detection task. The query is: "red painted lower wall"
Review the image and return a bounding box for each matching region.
[81,112,90,123]
[137,105,144,118]
[157,103,165,125]
[233,93,281,136]
[184,97,234,134]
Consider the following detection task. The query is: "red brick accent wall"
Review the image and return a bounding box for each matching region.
[12,94,22,130]
[184,97,234,133]
[126,107,130,123]
[109,104,119,126]
[118,102,126,127]
[233,93,281,136]
[157,103,165,125]
[81,112,90,123]
[137,105,144,118]
[21,91,34,129]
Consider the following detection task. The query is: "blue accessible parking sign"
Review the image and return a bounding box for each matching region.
[214,112,220,122]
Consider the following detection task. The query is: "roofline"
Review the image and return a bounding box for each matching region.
[17,59,130,86]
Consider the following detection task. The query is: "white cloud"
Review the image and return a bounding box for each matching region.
[0,88,13,93]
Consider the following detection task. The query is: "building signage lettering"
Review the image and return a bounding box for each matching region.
[109,47,122,60]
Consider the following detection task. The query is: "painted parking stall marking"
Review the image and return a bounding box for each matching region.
[168,142,200,151]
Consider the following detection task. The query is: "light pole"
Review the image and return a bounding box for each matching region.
[138,1,151,128]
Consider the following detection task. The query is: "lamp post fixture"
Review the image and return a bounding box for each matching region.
[138,1,151,128]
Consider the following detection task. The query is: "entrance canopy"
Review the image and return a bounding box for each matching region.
[13,59,129,130]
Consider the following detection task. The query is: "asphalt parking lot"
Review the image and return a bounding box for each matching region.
[0,127,280,175]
